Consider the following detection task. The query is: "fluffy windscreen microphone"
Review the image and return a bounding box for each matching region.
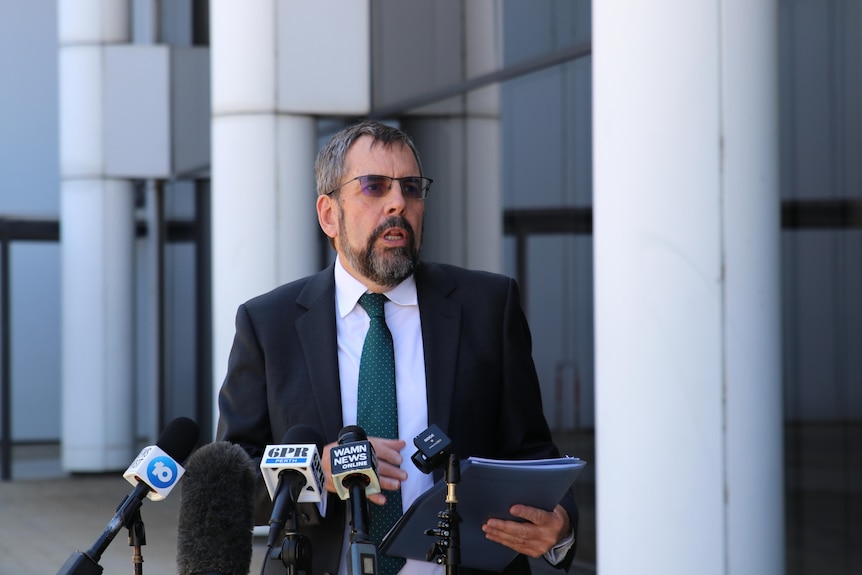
[176,441,257,575]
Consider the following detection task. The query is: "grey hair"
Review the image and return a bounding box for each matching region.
[315,120,424,197]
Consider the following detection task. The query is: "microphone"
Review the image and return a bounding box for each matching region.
[176,441,257,575]
[330,425,380,575]
[260,425,327,548]
[122,418,198,501]
[56,416,199,575]
[330,425,381,501]
[411,423,452,474]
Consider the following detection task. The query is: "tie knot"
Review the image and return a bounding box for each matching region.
[359,292,387,319]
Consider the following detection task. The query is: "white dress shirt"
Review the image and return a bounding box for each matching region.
[334,257,441,575]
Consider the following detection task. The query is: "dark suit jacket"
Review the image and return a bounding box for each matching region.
[217,261,578,575]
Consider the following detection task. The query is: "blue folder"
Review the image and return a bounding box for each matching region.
[379,456,586,572]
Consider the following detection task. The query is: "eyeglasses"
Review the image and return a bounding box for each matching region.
[327,174,433,200]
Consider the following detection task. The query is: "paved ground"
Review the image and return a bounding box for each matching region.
[0,470,209,575]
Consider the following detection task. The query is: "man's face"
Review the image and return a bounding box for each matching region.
[317,136,425,291]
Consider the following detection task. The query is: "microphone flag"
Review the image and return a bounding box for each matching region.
[260,429,327,518]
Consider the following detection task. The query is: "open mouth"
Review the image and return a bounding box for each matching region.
[372,216,416,250]
[382,229,406,242]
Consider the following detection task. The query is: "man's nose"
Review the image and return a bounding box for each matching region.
[384,181,408,213]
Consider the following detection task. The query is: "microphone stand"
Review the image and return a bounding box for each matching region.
[424,454,462,575]
[278,503,313,575]
[268,477,314,575]
[56,483,150,575]
[346,478,378,575]
[126,507,147,575]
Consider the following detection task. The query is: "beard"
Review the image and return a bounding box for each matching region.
[337,214,420,288]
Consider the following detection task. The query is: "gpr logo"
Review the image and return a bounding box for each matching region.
[267,446,310,458]
[147,456,178,489]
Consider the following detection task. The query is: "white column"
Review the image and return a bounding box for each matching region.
[210,114,317,402]
[209,0,370,431]
[464,0,502,273]
[464,118,502,272]
[58,0,136,471]
[722,2,784,573]
[593,1,782,574]
[401,1,502,273]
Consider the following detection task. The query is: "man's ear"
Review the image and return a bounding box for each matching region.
[317,194,338,240]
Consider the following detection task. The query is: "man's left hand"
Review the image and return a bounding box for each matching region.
[481,504,570,558]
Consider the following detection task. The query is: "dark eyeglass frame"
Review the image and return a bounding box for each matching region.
[326,174,433,200]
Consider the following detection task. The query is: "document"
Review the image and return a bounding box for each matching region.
[379,456,586,572]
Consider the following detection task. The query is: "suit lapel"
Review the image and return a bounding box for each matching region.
[295,267,345,442]
[416,263,461,435]
[293,263,462,443]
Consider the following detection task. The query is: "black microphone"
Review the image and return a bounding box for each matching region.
[411,423,452,474]
[56,416,199,575]
[260,425,327,548]
[176,441,257,575]
[330,425,380,575]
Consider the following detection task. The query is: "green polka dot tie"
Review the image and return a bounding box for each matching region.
[356,292,405,575]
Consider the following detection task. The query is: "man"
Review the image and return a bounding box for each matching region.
[217,120,578,575]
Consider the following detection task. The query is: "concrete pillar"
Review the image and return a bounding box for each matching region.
[464,118,502,272]
[58,0,136,471]
[593,1,783,574]
[209,0,370,430]
[463,0,502,273]
[402,1,502,273]
[722,2,784,572]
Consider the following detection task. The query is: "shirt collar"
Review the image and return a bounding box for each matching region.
[334,255,418,318]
